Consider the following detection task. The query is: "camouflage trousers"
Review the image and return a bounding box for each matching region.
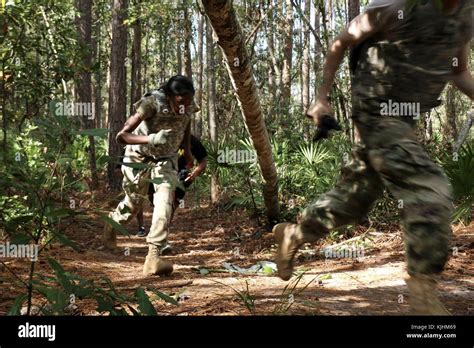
[300,106,453,276]
[109,156,178,247]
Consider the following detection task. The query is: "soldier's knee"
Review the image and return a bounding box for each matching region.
[405,222,451,275]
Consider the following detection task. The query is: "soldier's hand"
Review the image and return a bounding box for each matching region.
[313,115,342,141]
[306,98,333,126]
[148,129,172,146]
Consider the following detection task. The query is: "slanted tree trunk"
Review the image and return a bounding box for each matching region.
[202,0,280,222]
[75,0,98,190]
[107,0,128,191]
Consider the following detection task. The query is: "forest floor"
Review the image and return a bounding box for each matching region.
[1,189,473,316]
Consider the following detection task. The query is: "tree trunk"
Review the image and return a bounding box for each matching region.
[348,0,360,143]
[266,1,280,101]
[92,3,102,129]
[302,0,311,112]
[107,0,128,191]
[313,4,320,101]
[445,84,458,144]
[75,0,98,190]
[195,12,204,139]
[280,0,293,114]
[206,22,221,204]
[183,7,193,79]
[453,110,473,153]
[202,0,280,222]
[130,2,142,112]
[348,0,360,22]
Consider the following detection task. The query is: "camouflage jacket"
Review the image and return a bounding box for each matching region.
[352,0,473,113]
[124,89,192,163]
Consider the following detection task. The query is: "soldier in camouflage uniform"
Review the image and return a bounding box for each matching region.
[274,0,473,314]
[103,75,195,277]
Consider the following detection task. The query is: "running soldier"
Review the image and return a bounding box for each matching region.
[274,0,473,314]
[103,75,195,277]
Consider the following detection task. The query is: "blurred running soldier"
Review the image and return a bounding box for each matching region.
[103,75,195,277]
[274,0,473,314]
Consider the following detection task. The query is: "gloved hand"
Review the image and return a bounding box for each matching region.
[148,129,172,146]
[313,115,342,141]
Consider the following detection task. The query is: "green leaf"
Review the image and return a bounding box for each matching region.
[119,205,132,215]
[48,258,73,293]
[47,208,77,219]
[120,162,152,170]
[320,273,332,281]
[9,233,32,245]
[74,128,110,138]
[100,215,130,236]
[149,288,179,306]
[96,295,115,313]
[127,304,140,316]
[7,294,27,315]
[135,288,158,315]
[55,233,81,251]
[262,265,275,276]
[36,286,68,313]
[11,214,35,225]
[145,177,165,185]
[48,257,66,274]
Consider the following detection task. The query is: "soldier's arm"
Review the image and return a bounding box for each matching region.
[188,157,207,181]
[183,122,193,166]
[451,43,474,101]
[116,113,150,144]
[307,7,390,121]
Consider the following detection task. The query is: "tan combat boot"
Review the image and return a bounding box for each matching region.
[103,222,117,250]
[273,222,318,281]
[405,274,451,315]
[143,244,174,277]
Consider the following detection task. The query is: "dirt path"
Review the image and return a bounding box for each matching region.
[1,196,472,316]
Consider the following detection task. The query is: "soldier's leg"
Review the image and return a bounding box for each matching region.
[103,164,150,249]
[275,145,385,280]
[363,117,452,314]
[143,160,177,276]
[159,188,184,256]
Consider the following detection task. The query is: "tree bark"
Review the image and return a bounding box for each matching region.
[445,84,458,144]
[107,0,128,191]
[92,1,102,129]
[202,0,280,222]
[302,0,311,112]
[183,7,193,79]
[130,1,142,111]
[206,22,221,204]
[280,0,293,113]
[195,12,204,139]
[348,0,360,22]
[75,0,98,190]
[313,3,320,101]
